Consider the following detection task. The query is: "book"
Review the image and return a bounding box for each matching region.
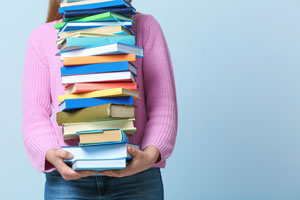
[60,43,144,59]
[61,61,136,76]
[55,11,134,29]
[56,103,136,125]
[59,25,133,39]
[71,158,127,171]
[59,21,133,33]
[77,129,128,146]
[59,88,139,102]
[62,143,139,163]
[58,0,132,14]
[59,96,134,111]
[63,7,136,19]
[64,82,137,95]
[61,71,136,85]
[61,0,112,8]
[63,54,136,66]
[62,118,136,140]
[58,35,135,51]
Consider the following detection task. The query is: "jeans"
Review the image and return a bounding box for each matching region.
[44,168,164,200]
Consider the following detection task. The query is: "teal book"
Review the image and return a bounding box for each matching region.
[55,12,134,29]
[59,36,135,51]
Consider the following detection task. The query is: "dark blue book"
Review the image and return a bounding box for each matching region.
[61,61,136,76]
[59,96,134,111]
[59,0,132,14]
[63,7,136,19]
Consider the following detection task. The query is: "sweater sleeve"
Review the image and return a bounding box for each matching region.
[22,36,60,173]
[141,16,178,165]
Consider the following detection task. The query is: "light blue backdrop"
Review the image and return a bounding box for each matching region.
[0,0,299,199]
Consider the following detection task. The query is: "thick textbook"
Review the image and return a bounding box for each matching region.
[63,54,136,66]
[55,12,133,29]
[59,96,134,111]
[61,61,137,76]
[71,158,127,171]
[61,0,112,8]
[63,7,136,19]
[58,36,135,51]
[62,143,139,163]
[56,103,136,125]
[61,71,136,85]
[63,118,136,140]
[59,88,139,102]
[60,43,144,59]
[77,129,128,146]
[65,82,137,95]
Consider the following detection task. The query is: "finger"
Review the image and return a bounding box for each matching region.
[57,162,79,180]
[56,149,74,160]
[127,146,140,158]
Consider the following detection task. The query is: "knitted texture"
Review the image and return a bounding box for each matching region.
[22,14,178,172]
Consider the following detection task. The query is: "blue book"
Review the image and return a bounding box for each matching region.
[63,7,136,19]
[59,21,133,32]
[59,96,134,111]
[77,128,129,146]
[62,143,139,163]
[59,0,131,14]
[61,61,136,76]
[59,36,135,51]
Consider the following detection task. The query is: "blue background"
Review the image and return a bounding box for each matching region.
[0,0,300,199]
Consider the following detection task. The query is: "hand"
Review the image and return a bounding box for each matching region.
[46,149,97,181]
[99,145,161,178]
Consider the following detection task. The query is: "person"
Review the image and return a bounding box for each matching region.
[22,0,178,199]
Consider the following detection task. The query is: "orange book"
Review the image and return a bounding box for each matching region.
[65,83,138,94]
[63,54,136,66]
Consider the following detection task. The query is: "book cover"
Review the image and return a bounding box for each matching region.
[63,54,136,66]
[63,119,136,140]
[55,11,134,29]
[59,96,134,111]
[59,21,133,33]
[71,158,127,171]
[61,61,136,76]
[59,88,140,102]
[56,103,136,125]
[63,7,136,19]
[61,71,136,85]
[60,43,144,58]
[58,0,132,14]
[62,143,139,163]
[77,129,128,146]
[65,82,137,94]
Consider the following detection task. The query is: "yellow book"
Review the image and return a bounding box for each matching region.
[58,88,140,102]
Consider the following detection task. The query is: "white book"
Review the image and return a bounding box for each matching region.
[62,71,135,85]
[60,43,144,59]
[61,0,113,8]
[72,159,127,171]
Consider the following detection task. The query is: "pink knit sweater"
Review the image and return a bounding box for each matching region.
[22,14,178,172]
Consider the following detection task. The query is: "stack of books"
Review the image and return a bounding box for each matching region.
[54,0,142,171]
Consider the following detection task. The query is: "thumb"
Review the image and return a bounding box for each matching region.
[127,146,140,158]
[56,149,74,160]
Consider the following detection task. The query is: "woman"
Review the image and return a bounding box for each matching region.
[22,0,178,199]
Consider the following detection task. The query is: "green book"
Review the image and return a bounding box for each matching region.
[56,103,135,125]
[54,12,134,29]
